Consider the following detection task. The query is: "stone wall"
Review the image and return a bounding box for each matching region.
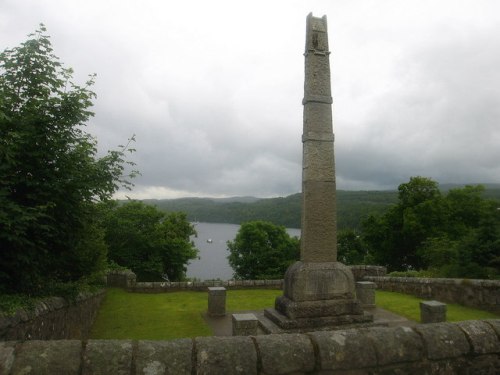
[349,265,387,280]
[1,320,499,374]
[131,279,284,292]
[0,290,105,341]
[365,276,500,314]
[106,265,379,293]
[106,269,137,288]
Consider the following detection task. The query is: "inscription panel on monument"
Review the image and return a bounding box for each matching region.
[304,269,350,300]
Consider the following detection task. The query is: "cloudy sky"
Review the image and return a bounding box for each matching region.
[2,0,500,199]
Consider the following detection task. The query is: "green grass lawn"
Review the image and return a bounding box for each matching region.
[376,290,500,322]
[90,288,499,340]
[89,288,283,340]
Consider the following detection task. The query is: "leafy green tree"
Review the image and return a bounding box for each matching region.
[0,25,136,295]
[337,229,367,265]
[102,201,198,281]
[362,176,500,278]
[363,177,445,271]
[227,221,299,279]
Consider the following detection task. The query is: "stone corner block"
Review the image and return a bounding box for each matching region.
[355,281,376,307]
[208,287,226,317]
[195,336,257,375]
[254,333,315,374]
[232,313,259,336]
[420,300,447,323]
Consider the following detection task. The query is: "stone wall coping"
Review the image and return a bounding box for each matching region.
[0,290,105,328]
[1,320,499,374]
[365,276,500,288]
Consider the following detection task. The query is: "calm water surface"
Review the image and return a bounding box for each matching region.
[186,222,301,281]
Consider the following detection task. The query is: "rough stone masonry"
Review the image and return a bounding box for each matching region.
[263,13,373,332]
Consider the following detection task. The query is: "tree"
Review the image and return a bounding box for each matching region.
[102,201,198,281]
[227,221,300,279]
[337,229,367,265]
[0,25,136,295]
[362,177,445,271]
[362,176,500,278]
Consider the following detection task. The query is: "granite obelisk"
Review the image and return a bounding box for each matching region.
[263,13,372,332]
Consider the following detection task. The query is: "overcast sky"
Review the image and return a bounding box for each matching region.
[2,0,500,199]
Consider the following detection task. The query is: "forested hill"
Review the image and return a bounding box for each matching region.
[143,190,397,230]
[143,184,500,231]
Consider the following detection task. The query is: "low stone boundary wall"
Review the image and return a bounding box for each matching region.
[0,290,105,341]
[349,265,387,280]
[1,320,499,374]
[365,276,500,314]
[106,269,137,288]
[131,279,284,292]
[107,265,382,293]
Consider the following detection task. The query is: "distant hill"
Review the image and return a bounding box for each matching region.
[143,190,397,230]
[140,183,500,231]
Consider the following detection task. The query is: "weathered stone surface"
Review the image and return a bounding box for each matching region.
[195,336,257,375]
[0,290,105,341]
[467,354,500,374]
[365,326,424,365]
[136,339,192,375]
[207,287,226,317]
[282,261,355,302]
[457,320,500,354]
[356,281,376,308]
[414,322,470,360]
[300,181,337,262]
[83,340,133,375]
[309,328,377,370]
[265,307,374,332]
[0,341,16,375]
[485,319,500,338]
[11,340,81,375]
[232,314,259,336]
[276,295,363,319]
[420,300,447,323]
[350,265,387,281]
[255,333,315,374]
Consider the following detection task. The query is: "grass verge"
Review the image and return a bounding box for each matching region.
[90,288,499,340]
[376,290,500,322]
[90,288,282,340]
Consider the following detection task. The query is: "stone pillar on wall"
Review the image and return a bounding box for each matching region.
[263,14,373,332]
[420,300,447,323]
[232,314,259,336]
[356,281,376,308]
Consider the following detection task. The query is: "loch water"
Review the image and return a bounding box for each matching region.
[186,222,301,281]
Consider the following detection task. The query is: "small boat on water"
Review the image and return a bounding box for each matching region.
[207,238,213,243]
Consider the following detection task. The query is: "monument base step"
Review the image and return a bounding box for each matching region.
[260,308,380,334]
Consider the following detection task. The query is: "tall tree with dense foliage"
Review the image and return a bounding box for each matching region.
[227,221,300,279]
[362,176,500,278]
[102,201,198,281]
[0,25,136,295]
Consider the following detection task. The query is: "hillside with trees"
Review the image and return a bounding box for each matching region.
[144,190,400,230]
[144,185,500,231]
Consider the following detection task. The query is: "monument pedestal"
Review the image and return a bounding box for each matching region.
[262,261,374,333]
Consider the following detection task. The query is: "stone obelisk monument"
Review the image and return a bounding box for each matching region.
[263,13,372,332]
